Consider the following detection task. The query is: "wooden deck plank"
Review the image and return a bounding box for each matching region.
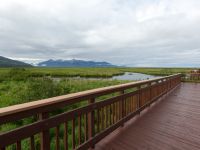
[95,83,200,150]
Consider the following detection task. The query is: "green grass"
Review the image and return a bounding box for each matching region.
[0,67,198,107]
[0,67,196,80]
[22,67,125,78]
[120,67,195,75]
[0,78,128,108]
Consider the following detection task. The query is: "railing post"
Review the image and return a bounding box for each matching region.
[156,80,159,96]
[120,90,125,127]
[148,82,152,105]
[170,78,172,89]
[168,78,170,91]
[88,98,95,149]
[137,85,141,114]
[39,112,50,150]
[161,79,165,94]
[165,79,167,93]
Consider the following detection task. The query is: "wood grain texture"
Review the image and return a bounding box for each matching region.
[95,83,200,150]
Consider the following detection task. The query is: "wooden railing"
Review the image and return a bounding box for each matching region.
[181,73,200,82]
[0,74,181,150]
[189,73,200,80]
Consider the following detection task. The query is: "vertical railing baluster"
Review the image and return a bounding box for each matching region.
[131,96,134,112]
[156,81,159,96]
[88,98,95,148]
[129,97,132,113]
[72,118,76,149]
[126,98,129,115]
[30,136,35,150]
[101,107,104,130]
[168,78,170,91]
[84,114,88,142]
[137,85,141,113]
[16,141,21,150]
[129,98,131,114]
[55,125,60,150]
[99,108,102,131]
[39,112,50,150]
[120,90,125,126]
[105,106,107,127]
[107,106,109,127]
[97,109,100,133]
[113,103,115,124]
[149,82,152,103]
[109,105,112,126]
[78,115,81,145]
[115,102,118,121]
[64,122,68,150]
[117,102,119,121]
[170,78,172,89]
[127,98,129,114]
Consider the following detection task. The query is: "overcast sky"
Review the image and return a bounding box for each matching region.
[0,0,200,67]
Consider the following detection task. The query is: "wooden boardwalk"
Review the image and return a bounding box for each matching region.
[95,83,200,150]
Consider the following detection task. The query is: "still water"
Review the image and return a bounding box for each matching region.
[52,72,160,81]
[112,72,159,81]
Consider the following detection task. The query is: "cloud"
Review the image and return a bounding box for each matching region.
[0,0,200,67]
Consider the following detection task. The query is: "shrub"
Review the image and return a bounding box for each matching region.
[19,78,70,101]
[7,68,30,81]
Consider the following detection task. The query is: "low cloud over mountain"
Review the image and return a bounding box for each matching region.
[37,59,117,67]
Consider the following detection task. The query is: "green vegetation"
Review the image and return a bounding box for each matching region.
[0,78,127,108]
[0,68,129,149]
[121,67,194,75]
[0,67,197,107]
[0,67,195,80]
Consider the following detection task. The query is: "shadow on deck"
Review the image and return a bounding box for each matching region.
[95,83,200,150]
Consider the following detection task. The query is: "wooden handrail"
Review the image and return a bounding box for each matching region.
[0,74,180,117]
[0,73,182,150]
[183,73,200,81]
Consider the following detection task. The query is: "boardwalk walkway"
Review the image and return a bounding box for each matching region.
[95,83,200,150]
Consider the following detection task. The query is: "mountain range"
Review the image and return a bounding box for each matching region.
[0,56,117,67]
[0,56,32,67]
[37,59,116,67]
